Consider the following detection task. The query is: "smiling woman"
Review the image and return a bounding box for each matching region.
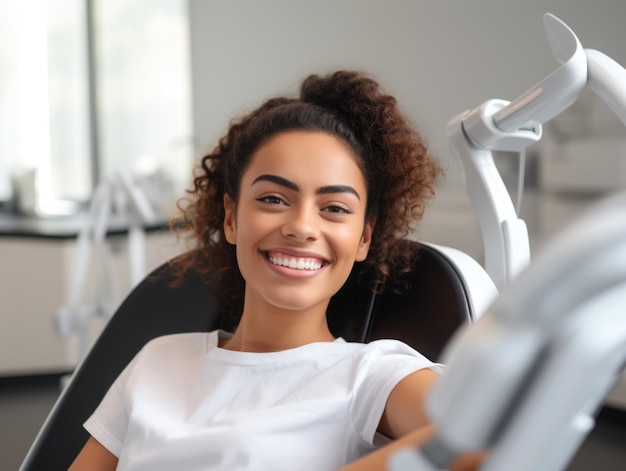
[176,74,440,326]
[66,71,483,471]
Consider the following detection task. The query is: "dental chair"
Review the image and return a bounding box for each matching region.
[19,239,493,471]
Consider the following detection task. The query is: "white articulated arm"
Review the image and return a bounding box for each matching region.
[586,49,626,127]
[114,172,157,287]
[56,172,156,362]
[447,13,588,289]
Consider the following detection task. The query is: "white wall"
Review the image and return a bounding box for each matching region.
[186,0,626,257]
[187,0,626,187]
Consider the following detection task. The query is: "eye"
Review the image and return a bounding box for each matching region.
[257,194,286,206]
[322,204,352,214]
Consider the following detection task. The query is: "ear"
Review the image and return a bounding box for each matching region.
[355,219,374,262]
[223,194,237,245]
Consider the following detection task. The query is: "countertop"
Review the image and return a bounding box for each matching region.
[0,211,171,240]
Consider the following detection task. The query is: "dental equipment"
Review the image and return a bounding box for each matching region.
[447,12,589,290]
[391,12,626,471]
[392,191,626,471]
[56,173,156,361]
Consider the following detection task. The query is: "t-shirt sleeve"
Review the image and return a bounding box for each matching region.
[349,339,444,446]
[83,351,142,457]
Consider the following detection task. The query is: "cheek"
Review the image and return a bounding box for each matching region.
[332,225,368,258]
[234,208,274,249]
[245,210,273,233]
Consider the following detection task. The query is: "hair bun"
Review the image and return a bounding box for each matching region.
[300,71,398,155]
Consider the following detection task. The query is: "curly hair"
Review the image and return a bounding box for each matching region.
[171,70,441,325]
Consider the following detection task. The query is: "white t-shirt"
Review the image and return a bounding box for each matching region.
[84,330,442,471]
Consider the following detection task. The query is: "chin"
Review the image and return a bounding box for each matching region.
[263,291,330,314]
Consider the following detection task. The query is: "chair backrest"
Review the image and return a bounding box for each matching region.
[19,241,476,470]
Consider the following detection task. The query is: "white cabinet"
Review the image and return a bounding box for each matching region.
[0,231,184,376]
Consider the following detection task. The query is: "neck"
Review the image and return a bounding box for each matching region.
[222,297,334,353]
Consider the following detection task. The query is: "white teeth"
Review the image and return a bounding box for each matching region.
[268,254,323,271]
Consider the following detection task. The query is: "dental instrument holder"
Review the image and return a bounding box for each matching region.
[390,13,626,471]
[56,173,156,362]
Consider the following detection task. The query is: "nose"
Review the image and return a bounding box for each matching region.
[281,205,320,242]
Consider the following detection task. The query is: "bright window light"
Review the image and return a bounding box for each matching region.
[0,0,193,216]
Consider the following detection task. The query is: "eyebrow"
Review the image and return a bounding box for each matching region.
[251,174,361,200]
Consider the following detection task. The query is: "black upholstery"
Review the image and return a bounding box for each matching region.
[19,241,471,470]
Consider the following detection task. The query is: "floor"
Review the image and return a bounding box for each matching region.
[1,374,625,470]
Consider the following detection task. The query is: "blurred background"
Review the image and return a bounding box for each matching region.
[2,0,625,252]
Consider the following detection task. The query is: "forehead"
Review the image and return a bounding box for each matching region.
[243,131,366,187]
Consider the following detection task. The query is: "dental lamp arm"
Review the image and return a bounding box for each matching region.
[492,14,588,133]
[448,13,588,289]
[586,49,626,127]
[438,45,626,458]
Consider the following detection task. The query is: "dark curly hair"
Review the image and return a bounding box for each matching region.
[171,70,441,325]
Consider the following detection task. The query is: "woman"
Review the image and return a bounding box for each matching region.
[69,71,480,470]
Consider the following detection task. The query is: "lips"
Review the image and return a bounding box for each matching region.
[265,251,326,271]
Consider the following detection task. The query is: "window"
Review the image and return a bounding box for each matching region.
[95,0,193,214]
[0,0,193,216]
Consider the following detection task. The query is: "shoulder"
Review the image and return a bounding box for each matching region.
[144,331,212,349]
[355,338,431,360]
[133,331,217,365]
[348,338,444,376]
[116,331,219,389]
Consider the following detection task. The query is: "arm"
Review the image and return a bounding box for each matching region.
[340,369,484,471]
[68,436,118,471]
[339,427,483,471]
[378,368,439,438]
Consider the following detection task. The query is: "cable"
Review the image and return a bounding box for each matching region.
[515,151,526,216]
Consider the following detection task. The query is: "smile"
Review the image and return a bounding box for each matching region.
[265,251,325,271]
